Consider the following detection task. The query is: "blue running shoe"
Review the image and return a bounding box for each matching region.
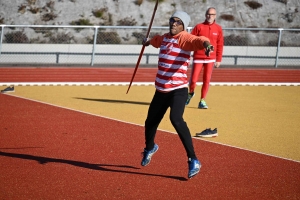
[188,158,201,179]
[198,99,208,109]
[185,92,195,105]
[141,144,159,166]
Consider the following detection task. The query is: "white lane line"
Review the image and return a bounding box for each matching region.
[192,137,300,163]
[3,93,300,164]
[1,82,300,86]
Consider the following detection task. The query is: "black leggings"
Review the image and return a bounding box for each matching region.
[144,87,197,159]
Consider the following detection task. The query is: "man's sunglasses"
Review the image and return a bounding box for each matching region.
[169,18,183,26]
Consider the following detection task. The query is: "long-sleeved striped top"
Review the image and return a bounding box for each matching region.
[149,31,210,92]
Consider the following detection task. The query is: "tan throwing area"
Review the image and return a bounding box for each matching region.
[4,85,300,161]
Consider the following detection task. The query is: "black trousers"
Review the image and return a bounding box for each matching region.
[144,87,197,159]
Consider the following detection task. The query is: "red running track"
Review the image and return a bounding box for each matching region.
[0,67,300,82]
[1,94,300,199]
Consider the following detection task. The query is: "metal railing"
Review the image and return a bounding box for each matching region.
[0,25,299,68]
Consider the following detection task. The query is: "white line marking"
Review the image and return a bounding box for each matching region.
[192,137,300,163]
[1,82,300,86]
[3,93,300,163]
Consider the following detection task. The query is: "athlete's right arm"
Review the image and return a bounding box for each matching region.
[143,35,163,48]
[150,35,163,48]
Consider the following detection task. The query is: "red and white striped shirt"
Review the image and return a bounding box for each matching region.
[150,31,210,92]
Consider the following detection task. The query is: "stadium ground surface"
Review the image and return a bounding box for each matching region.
[0,67,300,199]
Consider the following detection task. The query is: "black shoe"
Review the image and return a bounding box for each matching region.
[196,128,218,137]
[1,86,14,93]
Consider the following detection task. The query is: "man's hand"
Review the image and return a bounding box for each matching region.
[142,38,151,46]
[214,62,221,68]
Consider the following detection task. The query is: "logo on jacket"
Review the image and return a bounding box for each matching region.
[165,43,173,54]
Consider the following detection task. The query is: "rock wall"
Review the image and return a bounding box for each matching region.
[1,0,299,28]
[0,0,299,46]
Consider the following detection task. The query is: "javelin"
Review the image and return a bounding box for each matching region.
[126,0,159,94]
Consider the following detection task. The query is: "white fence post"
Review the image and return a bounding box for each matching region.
[275,29,283,68]
[91,27,98,66]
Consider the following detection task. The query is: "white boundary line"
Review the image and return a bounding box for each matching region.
[193,137,300,163]
[1,82,300,86]
[3,93,300,164]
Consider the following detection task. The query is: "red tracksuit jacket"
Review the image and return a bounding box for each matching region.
[191,20,224,62]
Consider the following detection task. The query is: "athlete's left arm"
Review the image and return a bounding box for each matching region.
[216,26,224,62]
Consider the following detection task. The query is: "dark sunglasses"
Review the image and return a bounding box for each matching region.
[169,18,183,26]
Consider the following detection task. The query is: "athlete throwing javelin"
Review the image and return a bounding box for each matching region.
[141,10,213,179]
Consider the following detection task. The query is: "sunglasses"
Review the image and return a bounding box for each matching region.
[169,18,183,26]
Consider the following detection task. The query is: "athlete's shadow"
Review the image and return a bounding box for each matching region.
[74,97,150,106]
[0,151,187,181]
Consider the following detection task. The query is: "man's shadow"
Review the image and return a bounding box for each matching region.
[74,97,150,106]
[0,150,187,181]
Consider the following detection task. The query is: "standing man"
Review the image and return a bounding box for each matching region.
[186,7,224,109]
[141,10,213,179]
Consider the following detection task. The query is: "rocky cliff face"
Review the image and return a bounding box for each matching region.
[1,0,299,28]
[0,0,299,46]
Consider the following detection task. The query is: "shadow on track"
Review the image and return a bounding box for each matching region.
[74,97,150,106]
[0,151,187,181]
